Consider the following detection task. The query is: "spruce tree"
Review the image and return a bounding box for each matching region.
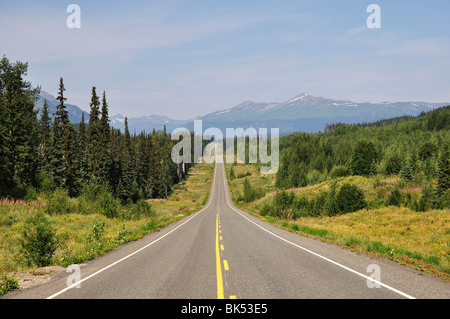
[52,78,77,194]
[49,115,64,187]
[350,140,378,176]
[109,128,123,195]
[0,59,12,193]
[87,86,101,180]
[146,133,160,198]
[436,144,450,197]
[38,100,52,173]
[98,91,112,186]
[0,56,40,193]
[400,156,414,181]
[77,113,89,185]
[118,117,133,203]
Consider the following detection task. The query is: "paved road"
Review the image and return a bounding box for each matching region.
[4,162,450,299]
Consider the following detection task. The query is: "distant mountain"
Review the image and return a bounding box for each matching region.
[109,113,189,134]
[187,93,448,135]
[35,91,449,136]
[34,91,186,133]
[35,91,90,124]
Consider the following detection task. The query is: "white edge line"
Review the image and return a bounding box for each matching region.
[47,163,218,299]
[220,164,416,300]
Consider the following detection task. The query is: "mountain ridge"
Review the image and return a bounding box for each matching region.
[34,91,449,135]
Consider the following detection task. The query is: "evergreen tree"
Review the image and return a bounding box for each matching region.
[336,183,366,214]
[146,133,161,198]
[0,55,186,201]
[98,91,112,185]
[38,100,52,172]
[118,117,133,203]
[400,156,415,181]
[87,86,101,180]
[0,56,40,194]
[109,128,123,195]
[135,133,150,199]
[436,144,450,197]
[350,140,378,176]
[0,59,12,193]
[77,113,89,185]
[49,115,64,187]
[51,78,77,194]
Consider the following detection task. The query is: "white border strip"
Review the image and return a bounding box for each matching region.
[220,164,416,299]
[47,163,218,299]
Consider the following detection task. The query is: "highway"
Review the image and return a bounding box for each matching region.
[4,162,450,299]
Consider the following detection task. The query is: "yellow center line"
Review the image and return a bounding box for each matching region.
[216,191,224,299]
[223,260,229,271]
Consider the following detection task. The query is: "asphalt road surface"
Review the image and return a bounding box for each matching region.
[4,162,450,299]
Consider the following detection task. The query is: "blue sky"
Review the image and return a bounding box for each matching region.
[1,0,450,119]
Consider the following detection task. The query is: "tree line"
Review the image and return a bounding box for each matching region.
[0,56,188,203]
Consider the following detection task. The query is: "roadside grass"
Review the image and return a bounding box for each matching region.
[225,163,450,281]
[0,162,214,278]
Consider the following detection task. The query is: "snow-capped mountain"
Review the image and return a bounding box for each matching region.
[190,93,447,134]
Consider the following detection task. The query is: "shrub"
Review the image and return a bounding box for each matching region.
[99,190,121,218]
[384,152,403,175]
[330,165,350,178]
[307,169,325,185]
[86,221,105,242]
[19,212,57,267]
[336,183,366,214]
[350,140,378,176]
[229,164,235,180]
[418,142,437,161]
[242,178,265,203]
[259,203,271,216]
[0,275,19,296]
[292,194,310,218]
[35,169,54,193]
[46,188,72,215]
[237,172,251,179]
[79,179,102,203]
[400,158,415,181]
[413,183,434,212]
[325,181,339,216]
[387,188,403,207]
[368,197,385,209]
[129,200,155,219]
[310,192,327,216]
[435,189,450,209]
[272,190,294,216]
[24,186,38,202]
